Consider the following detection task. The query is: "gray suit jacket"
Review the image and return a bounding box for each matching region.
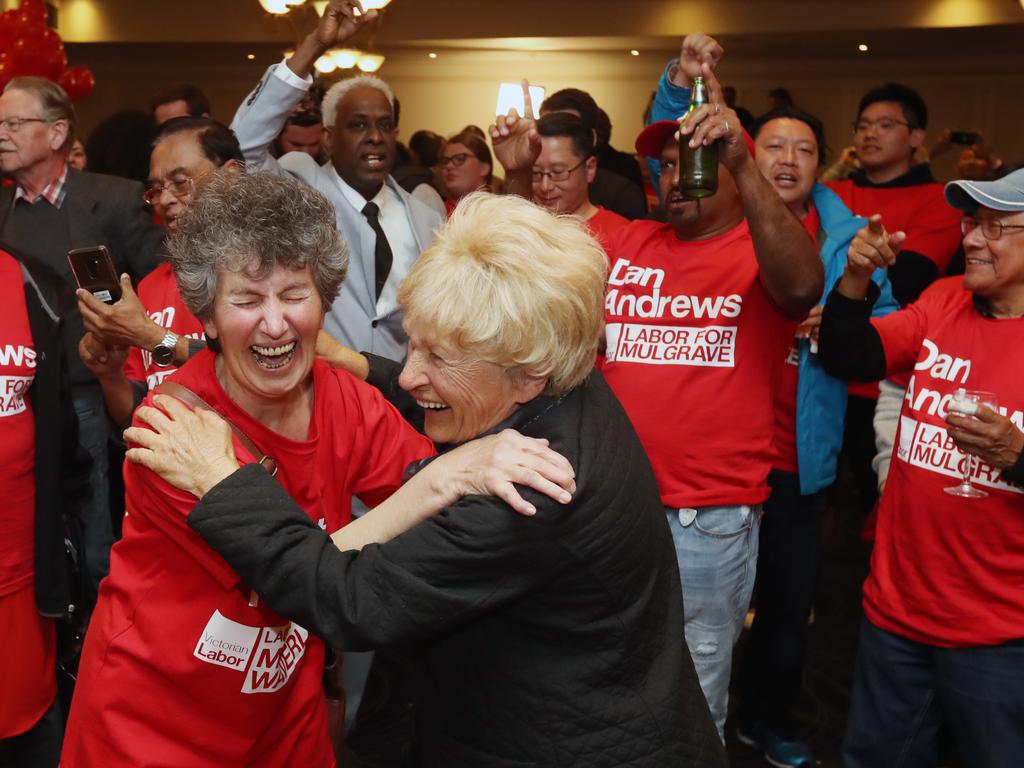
[232,65,443,362]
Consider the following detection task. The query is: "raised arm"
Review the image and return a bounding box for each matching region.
[231,0,377,172]
[489,81,542,200]
[680,63,823,316]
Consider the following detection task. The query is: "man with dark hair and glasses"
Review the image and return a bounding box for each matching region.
[818,167,1024,768]
[0,76,164,594]
[78,116,244,429]
[532,112,628,246]
[825,82,964,527]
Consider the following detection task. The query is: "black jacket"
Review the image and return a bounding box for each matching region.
[14,252,92,618]
[188,370,725,767]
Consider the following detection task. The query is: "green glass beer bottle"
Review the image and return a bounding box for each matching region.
[680,76,719,198]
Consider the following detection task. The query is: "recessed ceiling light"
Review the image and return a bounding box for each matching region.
[428,52,438,59]
[630,49,640,56]
[246,53,256,60]
[858,43,869,52]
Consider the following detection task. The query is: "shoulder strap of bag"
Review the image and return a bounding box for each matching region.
[154,381,279,479]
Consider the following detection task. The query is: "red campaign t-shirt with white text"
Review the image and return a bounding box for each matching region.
[0,252,36,596]
[600,220,794,508]
[61,350,435,767]
[772,206,821,474]
[866,277,1024,647]
[122,262,206,388]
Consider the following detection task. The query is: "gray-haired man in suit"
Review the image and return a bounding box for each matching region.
[232,0,443,364]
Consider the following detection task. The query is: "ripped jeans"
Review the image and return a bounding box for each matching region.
[666,504,763,740]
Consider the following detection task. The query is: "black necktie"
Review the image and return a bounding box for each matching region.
[361,201,393,301]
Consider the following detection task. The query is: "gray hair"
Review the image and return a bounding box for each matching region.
[168,170,349,320]
[5,77,76,153]
[322,75,395,129]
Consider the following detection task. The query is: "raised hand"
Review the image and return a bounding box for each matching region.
[676,33,723,85]
[839,214,904,298]
[290,0,377,78]
[489,80,542,174]
[676,62,747,171]
[313,0,376,50]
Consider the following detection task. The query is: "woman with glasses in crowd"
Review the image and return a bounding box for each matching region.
[439,130,493,215]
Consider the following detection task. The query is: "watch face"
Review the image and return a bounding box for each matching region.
[152,345,174,367]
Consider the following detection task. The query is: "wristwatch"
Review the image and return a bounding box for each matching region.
[152,330,179,367]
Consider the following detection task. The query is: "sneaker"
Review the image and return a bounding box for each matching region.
[736,721,814,768]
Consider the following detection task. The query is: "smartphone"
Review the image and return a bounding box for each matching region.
[950,131,978,145]
[68,246,122,305]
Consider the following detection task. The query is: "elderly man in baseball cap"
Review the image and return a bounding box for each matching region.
[818,167,1024,768]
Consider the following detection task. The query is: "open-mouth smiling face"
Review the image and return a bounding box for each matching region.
[203,263,324,416]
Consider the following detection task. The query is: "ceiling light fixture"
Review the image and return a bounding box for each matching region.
[314,55,338,73]
[258,0,300,14]
[428,52,438,59]
[858,43,869,52]
[356,53,386,72]
[331,48,362,68]
[630,49,640,56]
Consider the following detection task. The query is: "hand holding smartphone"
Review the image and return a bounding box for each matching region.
[68,246,122,305]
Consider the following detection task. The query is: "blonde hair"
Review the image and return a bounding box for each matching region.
[398,191,606,395]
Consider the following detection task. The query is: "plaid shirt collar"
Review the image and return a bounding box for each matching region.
[14,165,68,208]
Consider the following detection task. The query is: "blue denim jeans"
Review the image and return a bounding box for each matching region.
[843,619,1024,768]
[666,503,763,740]
[74,389,111,593]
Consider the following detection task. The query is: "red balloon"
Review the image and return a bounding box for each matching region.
[0,51,14,92]
[13,10,45,39]
[60,66,94,101]
[16,0,47,30]
[0,10,18,50]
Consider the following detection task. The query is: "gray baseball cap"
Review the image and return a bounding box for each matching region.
[945,167,1024,213]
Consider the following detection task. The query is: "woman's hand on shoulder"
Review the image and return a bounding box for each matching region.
[433,429,576,516]
[124,395,240,498]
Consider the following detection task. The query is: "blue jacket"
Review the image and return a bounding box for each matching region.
[797,184,897,494]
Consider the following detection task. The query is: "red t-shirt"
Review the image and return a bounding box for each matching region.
[771,206,821,474]
[600,220,794,508]
[585,205,630,251]
[62,350,434,767]
[865,277,1024,647]
[0,252,37,597]
[122,262,206,388]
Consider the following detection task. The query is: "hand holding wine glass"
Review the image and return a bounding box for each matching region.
[944,388,999,498]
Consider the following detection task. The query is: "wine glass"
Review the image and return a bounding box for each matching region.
[944,388,998,499]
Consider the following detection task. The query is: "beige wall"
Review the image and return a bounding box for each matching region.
[69,41,1024,183]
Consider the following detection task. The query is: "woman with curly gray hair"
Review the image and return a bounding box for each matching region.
[62,173,573,767]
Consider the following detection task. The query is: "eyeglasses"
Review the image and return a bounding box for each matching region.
[440,153,474,168]
[0,117,52,133]
[961,216,1024,241]
[852,118,911,134]
[531,159,586,183]
[143,168,213,205]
